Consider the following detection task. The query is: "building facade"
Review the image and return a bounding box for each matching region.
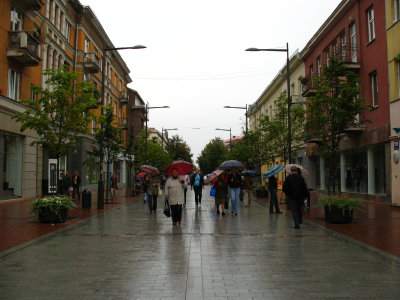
[386,0,400,205]
[301,0,390,201]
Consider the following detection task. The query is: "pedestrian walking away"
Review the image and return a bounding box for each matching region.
[111,172,118,198]
[72,170,81,202]
[282,166,308,229]
[62,170,72,196]
[242,175,253,207]
[147,172,159,214]
[228,168,242,215]
[191,168,205,206]
[214,173,228,216]
[183,174,191,205]
[268,175,282,214]
[143,174,149,203]
[165,168,187,225]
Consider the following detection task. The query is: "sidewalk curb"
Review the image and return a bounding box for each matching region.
[254,198,400,265]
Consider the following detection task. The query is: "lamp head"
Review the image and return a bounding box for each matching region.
[245,48,260,51]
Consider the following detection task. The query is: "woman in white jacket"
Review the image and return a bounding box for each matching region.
[165,168,187,225]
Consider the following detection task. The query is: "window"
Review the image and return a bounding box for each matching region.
[395,0,400,22]
[370,71,378,106]
[341,33,347,60]
[291,83,295,95]
[10,8,22,31]
[269,105,272,120]
[317,56,321,76]
[30,86,36,101]
[84,38,90,53]
[310,64,314,77]
[8,68,20,100]
[367,7,375,42]
[65,22,71,42]
[91,119,95,134]
[50,0,55,24]
[333,41,338,55]
[325,49,330,66]
[350,23,357,62]
[55,6,61,29]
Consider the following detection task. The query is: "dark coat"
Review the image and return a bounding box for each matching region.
[268,176,278,190]
[282,173,308,209]
[227,172,242,188]
[242,176,253,190]
[190,173,204,187]
[214,177,228,199]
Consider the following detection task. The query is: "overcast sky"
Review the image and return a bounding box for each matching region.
[81,0,342,162]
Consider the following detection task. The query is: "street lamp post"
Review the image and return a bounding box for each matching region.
[215,128,232,151]
[223,105,248,135]
[145,105,170,163]
[161,128,178,150]
[98,45,146,209]
[246,43,292,163]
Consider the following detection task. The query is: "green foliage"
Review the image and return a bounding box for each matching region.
[197,138,229,174]
[253,185,268,198]
[93,105,123,164]
[306,55,370,194]
[165,134,193,163]
[317,194,364,213]
[12,66,98,158]
[32,195,77,218]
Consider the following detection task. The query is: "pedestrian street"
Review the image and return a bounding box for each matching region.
[1,186,399,299]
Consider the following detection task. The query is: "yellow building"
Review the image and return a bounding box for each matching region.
[0,0,133,199]
[386,0,400,205]
[248,50,305,187]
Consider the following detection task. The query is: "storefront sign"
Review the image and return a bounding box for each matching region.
[395,140,399,151]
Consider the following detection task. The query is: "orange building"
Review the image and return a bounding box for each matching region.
[0,0,133,200]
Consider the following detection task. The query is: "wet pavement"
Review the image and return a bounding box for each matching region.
[1,187,400,299]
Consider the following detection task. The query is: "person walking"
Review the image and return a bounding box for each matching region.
[242,175,253,207]
[165,168,187,225]
[111,173,118,198]
[147,172,159,214]
[228,168,242,215]
[282,166,308,229]
[143,174,149,203]
[183,174,191,205]
[63,170,72,196]
[191,168,204,206]
[214,173,228,216]
[72,170,81,202]
[268,175,282,214]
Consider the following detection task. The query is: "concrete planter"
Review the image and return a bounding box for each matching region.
[324,205,353,224]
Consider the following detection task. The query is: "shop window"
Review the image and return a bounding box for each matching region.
[343,149,368,193]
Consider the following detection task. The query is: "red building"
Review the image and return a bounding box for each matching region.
[300,0,390,201]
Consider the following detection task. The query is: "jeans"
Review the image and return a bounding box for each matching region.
[230,187,240,214]
[194,186,202,204]
[243,189,252,206]
[269,189,280,213]
[148,194,157,212]
[73,185,80,200]
[144,192,148,202]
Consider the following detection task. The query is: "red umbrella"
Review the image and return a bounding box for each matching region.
[165,160,194,176]
[140,165,159,174]
[136,172,147,178]
[205,169,224,184]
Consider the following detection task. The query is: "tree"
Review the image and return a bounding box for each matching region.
[12,66,97,193]
[197,138,228,174]
[306,55,370,194]
[165,134,193,163]
[123,126,135,196]
[258,91,306,164]
[92,105,123,200]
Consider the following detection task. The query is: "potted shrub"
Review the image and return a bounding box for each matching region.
[32,195,77,223]
[253,185,268,198]
[317,194,363,224]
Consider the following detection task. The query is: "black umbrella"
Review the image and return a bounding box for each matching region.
[218,160,244,170]
[241,170,259,177]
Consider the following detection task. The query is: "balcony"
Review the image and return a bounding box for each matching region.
[19,0,44,10]
[301,76,316,97]
[332,46,361,71]
[119,92,128,105]
[7,31,41,66]
[83,52,100,73]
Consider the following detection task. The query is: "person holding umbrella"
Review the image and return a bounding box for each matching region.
[282,166,308,229]
[228,168,242,215]
[214,172,228,216]
[147,171,159,214]
[191,168,205,207]
[165,168,187,225]
[268,175,282,214]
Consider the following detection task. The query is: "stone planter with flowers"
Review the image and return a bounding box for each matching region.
[32,196,77,224]
[317,194,363,224]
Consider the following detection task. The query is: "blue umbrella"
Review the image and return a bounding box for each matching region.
[241,170,259,177]
[263,165,284,179]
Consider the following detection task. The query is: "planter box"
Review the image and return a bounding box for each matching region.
[324,205,353,224]
[38,207,68,224]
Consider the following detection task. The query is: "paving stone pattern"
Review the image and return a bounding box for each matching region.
[1,187,400,299]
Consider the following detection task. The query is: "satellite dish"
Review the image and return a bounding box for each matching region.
[39,21,48,43]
